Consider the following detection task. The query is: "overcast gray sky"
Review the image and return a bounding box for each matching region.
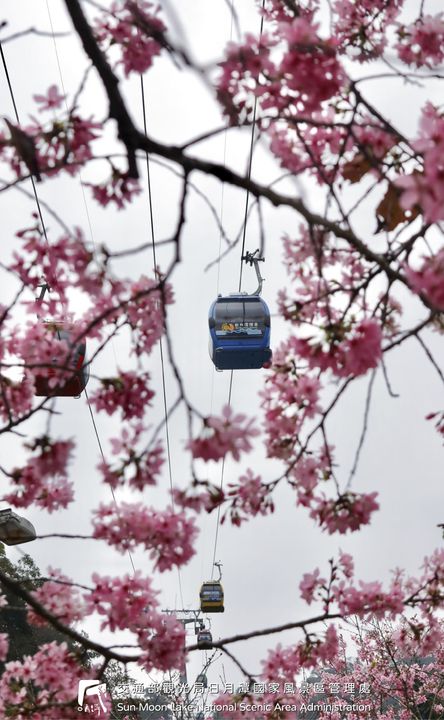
[0,0,443,696]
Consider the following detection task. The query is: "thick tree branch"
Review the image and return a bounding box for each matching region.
[65,0,139,177]
[0,567,140,664]
[63,0,410,292]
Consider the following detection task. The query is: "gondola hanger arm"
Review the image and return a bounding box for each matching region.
[242,249,265,296]
[214,561,223,582]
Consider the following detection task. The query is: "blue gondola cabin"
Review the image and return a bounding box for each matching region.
[208,295,271,370]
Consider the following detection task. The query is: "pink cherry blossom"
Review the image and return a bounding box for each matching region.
[405,248,444,310]
[140,613,185,672]
[341,318,382,376]
[99,439,164,491]
[28,568,86,627]
[0,370,35,422]
[90,370,154,419]
[333,0,403,60]
[188,404,260,462]
[0,642,86,719]
[94,0,166,76]
[293,318,382,379]
[87,171,141,208]
[226,469,274,525]
[397,103,444,223]
[33,84,65,111]
[3,436,75,512]
[85,572,159,632]
[92,502,198,570]
[299,568,325,604]
[338,551,354,579]
[125,274,174,356]
[333,579,404,618]
[310,491,379,534]
[397,14,444,68]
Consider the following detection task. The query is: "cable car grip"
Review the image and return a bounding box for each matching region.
[242,249,265,296]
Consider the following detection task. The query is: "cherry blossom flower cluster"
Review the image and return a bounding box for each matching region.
[405,247,444,311]
[27,568,86,627]
[397,103,444,223]
[225,468,274,525]
[95,0,166,75]
[140,612,186,672]
[92,501,198,570]
[94,0,166,76]
[262,625,340,680]
[85,572,185,672]
[292,318,382,378]
[125,274,173,356]
[218,15,346,124]
[397,14,444,68]
[333,0,404,61]
[98,422,165,490]
[11,221,101,301]
[299,549,444,623]
[276,226,380,329]
[262,0,318,25]
[3,435,74,512]
[269,111,349,185]
[299,552,404,618]
[99,440,164,491]
[90,370,154,419]
[2,105,101,183]
[260,340,322,459]
[86,170,141,209]
[171,481,227,521]
[309,491,380,534]
[0,641,86,719]
[0,370,35,423]
[188,404,260,462]
[86,571,159,632]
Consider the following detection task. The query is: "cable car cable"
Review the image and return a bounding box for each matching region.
[44,0,97,257]
[237,4,265,293]
[140,74,185,610]
[43,5,139,580]
[208,0,265,582]
[0,41,50,250]
[84,389,136,575]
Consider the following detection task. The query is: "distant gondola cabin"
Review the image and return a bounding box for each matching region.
[196,674,208,688]
[208,295,271,370]
[197,630,212,648]
[200,581,224,613]
[34,322,90,397]
[0,509,36,545]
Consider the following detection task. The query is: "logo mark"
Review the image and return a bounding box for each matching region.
[78,680,108,715]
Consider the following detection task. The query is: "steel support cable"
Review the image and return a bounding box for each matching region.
[140,75,185,609]
[209,0,265,581]
[0,38,140,665]
[0,41,50,250]
[43,1,139,579]
[85,388,137,575]
[44,0,96,257]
